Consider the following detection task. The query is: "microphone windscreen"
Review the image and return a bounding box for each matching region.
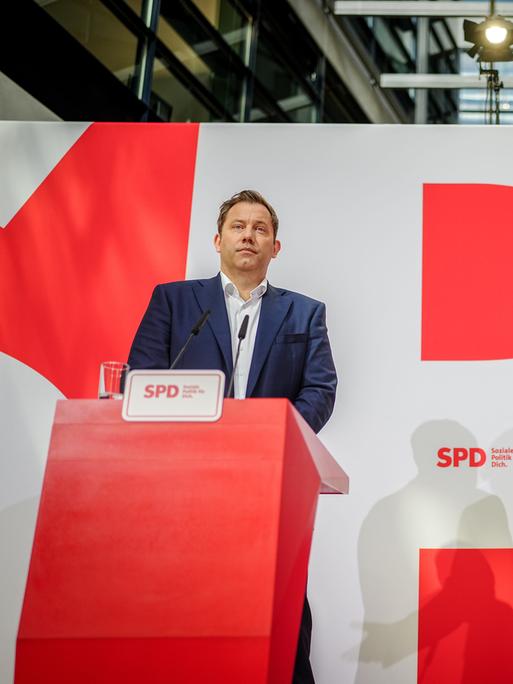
[191,309,211,335]
[238,314,249,340]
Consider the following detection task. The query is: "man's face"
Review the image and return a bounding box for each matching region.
[214,201,281,278]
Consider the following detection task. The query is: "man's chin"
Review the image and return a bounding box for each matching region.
[235,256,258,267]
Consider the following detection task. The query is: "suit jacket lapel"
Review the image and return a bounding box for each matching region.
[247,284,291,397]
[192,275,233,372]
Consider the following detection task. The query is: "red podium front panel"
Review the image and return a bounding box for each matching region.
[16,399,347,684]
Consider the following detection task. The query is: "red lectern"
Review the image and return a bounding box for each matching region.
[16,399,348,684]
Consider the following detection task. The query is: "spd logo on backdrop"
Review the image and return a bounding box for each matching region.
[436,446,512,468]
[436,447,486,468]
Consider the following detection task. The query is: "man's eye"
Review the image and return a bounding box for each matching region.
[256,226,267,233]
[233,224,243,230]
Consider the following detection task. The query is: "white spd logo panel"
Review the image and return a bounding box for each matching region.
[122,370,225,422]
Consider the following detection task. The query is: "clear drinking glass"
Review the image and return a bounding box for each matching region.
[98,362,129,400]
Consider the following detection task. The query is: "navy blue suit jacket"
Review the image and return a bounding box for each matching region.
[128,274,337,434]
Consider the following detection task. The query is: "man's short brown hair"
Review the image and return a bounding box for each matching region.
[217,190,279,239]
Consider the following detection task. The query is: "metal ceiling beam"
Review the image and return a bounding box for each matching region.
[286,0,408,122]
[381,73,513,88]
[333,2,513,17]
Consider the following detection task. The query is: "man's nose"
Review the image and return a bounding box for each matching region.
[241,226,254,241]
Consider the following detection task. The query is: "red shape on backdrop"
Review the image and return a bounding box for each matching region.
[418,548,513,684]
[422,183,513,360]
[15,399,331,683]
[0,123,199,397]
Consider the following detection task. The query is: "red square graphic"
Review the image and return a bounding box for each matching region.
[418,548,513,684]
[0,123,199,397]
[422,184,513,360]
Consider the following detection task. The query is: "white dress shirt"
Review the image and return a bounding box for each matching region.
[220,271,267,399]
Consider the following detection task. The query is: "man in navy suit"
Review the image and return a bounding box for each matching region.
[128,190,337,683]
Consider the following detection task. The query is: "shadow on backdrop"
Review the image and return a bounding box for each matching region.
[351,420,512,684]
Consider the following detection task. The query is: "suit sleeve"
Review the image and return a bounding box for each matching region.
[127,285,171,369]
[293,302,337,434]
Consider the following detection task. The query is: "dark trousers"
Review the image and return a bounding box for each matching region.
[292,596,315,684]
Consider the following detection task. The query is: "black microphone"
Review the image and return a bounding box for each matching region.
[226,314,249,398]
[170,309,211,369]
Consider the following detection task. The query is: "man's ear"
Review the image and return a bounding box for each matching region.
[213,232,221,253]
[272,239,281,258]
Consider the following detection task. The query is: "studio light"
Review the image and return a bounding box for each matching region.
[485,24,508,44]
[464,15,513,62]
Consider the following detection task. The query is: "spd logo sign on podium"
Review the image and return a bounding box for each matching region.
[122,370,225,422]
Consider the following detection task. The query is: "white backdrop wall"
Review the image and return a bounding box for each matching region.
[1,123,513,684]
